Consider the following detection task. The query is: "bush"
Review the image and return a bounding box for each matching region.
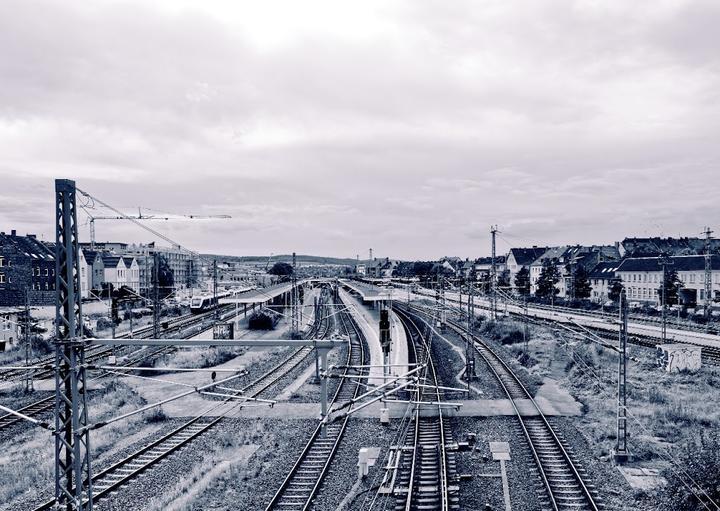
[646,385,667,404]
[656,431,720,510]
[481,320,524,345]
[248,311,279,330]
[143,406,168,423]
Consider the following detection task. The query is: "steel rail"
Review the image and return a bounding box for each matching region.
[265,288,367,511]
[405,304,600,511]
[31,289,334,511]
[394,307,452,511]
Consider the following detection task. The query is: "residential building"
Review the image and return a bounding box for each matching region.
[616,255,720,305]
[366,258,397,278]
[102,255,140,293]
[125,242,198,295]
[506,247,548,292]
[530,245,621,298]
[588,261,622,303]
[0,308,21,351]
[79,242,128,253]
[84,250,106,292]
[78,248,89,299]
[0,231,56,306]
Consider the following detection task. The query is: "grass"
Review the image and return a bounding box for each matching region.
[0,380,156,509]
[143,426,263,511]
[521,323,720,506]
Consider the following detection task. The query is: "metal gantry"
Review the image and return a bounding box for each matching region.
[490,225,499,320]
[658,253,673,343]
[614,289,630,464]
[704,227,714,323]
[54,179,93,510]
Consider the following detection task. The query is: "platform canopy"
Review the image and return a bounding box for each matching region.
[220,279,309,304]
[340,279,393,302]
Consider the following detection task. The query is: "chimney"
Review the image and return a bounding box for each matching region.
[11,229,16,236]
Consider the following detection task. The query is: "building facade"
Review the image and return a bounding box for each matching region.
[0,308,21,351]
[616,255,720,305]
[506,247,548,293]
[0,231,56,306]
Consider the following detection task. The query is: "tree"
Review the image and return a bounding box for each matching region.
[659,268,683,306]
[535,259,560,300]
[268,262,294,277]
[514,267,531,296]
[573,266,592,300]
[608,278,623,303]
[157,255,174,299]
[497,270,510,290]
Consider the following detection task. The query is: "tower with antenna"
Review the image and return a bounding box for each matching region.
[490,225,500,320]
[703,227,714,322]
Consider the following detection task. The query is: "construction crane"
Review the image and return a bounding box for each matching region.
[83,207,231,249]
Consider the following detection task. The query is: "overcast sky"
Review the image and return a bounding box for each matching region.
[1,1,718,260]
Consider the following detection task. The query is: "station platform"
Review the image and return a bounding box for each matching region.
[339,288,409,386]
[340,279,393,302]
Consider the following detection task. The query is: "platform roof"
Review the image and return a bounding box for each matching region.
[220,280,308,304]
[340,279,393,302]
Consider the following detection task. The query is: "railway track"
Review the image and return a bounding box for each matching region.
[265,292,368,511]
[0,306,232,384]
[32,290,334,511]
[0,305,237,432]
[391,307,458,511]
[406,304,602,511]
[417,290,720,365]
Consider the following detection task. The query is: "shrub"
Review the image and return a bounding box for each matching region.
[656,431,720,510]
[481,320,524,345]
[248,311,279,330]
[143,406,168,423]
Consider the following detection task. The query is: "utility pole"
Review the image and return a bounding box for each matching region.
[614,288,630,464]
[658,253,673,344]
[491,225,499,320]
[439,274,447,331]
[465,278,475,388]
[213,259,218,320]
[703,227,714,323]
[54,179,92,510]
[291,252,299,337]
[369,248,373,262]
[25,289,33,392]
[523,294,529,365]
[152,253,160,339]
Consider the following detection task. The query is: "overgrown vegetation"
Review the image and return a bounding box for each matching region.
[248,310,279,330]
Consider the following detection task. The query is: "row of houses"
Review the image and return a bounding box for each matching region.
[504,237,720,306]
[0,231,145,306]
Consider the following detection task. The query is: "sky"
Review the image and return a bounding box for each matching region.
[1,0,719,260]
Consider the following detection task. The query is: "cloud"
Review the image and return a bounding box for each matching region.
[0,0,719,259]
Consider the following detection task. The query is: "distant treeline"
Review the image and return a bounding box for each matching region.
[201,254,359,266]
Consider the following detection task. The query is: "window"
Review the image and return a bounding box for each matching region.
[0,273,4,284]
[45,282,49,290]
[0,257,4,267]
[45,268,49,276]
[690,274,695,283]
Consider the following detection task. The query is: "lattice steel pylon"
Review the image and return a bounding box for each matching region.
[614,288,630,464]
[290,252,300,337]
[54,179,93,510]
[704,227,714,322]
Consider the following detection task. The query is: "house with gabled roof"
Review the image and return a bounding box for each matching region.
[0,230,56,306]
[506,247,548,292]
